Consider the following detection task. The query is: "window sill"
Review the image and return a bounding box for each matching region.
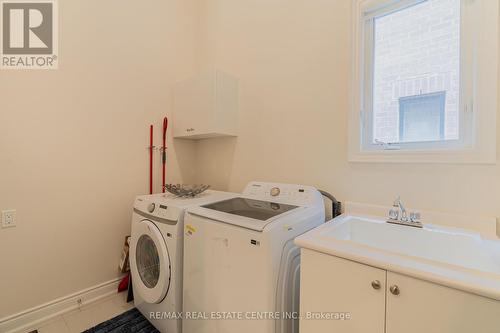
[348,148,497,165]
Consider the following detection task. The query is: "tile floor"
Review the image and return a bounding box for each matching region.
[22,293,134,333]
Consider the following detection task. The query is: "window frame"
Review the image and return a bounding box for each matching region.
[349,0,498,164]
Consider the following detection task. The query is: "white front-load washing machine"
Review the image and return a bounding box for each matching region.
[130,190,236,333]
[182,181,326,333]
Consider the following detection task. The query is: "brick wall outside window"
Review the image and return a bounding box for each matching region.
[372,0,460,143]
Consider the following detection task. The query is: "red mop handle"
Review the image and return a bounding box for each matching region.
[149,125,153,195]
[162,117,169,193]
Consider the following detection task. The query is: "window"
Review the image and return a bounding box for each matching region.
[349,0,498,163]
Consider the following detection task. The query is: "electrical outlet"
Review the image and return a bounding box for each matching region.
[2,210,16,228]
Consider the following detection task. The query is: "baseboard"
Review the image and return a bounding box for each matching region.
[0,278,122,333]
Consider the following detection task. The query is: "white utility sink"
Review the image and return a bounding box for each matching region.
[296,215,500,300]
[321,216,500,274]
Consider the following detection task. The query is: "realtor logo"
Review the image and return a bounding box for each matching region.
[1,0,58,69]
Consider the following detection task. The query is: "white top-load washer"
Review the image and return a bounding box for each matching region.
[182,181,325,333]
[130,190,236,333]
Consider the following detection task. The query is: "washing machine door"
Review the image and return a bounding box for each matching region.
[131,219,171,304]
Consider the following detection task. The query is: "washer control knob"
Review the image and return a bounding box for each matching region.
[147,203,156,213]
[270,187,281,197]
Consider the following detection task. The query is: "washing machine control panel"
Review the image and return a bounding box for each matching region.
[243,182,321,206]
[134,197,182,223]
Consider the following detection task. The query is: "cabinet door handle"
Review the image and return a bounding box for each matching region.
[371,280,381,290]
[390,285,400,296]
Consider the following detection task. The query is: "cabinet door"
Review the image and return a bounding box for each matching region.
[300,250,386,333]
[386,272,500,333]
[173,73,215,138]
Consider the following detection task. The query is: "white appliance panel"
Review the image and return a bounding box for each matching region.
[183,214,274,333]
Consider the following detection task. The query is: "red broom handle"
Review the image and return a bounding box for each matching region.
[162,117,169,193]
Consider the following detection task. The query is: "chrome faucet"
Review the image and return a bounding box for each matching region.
[387,196,422,228]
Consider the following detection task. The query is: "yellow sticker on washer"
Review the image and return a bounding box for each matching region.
[186,225,196,233]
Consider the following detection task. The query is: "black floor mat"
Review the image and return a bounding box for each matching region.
[82,308,159,333]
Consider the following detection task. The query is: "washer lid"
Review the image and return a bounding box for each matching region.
[188,199,306,232]
[130,220,171,304]
[202,197,298,221]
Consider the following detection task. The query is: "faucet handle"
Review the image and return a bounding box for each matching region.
[410,211,421,223]
[388,207,399,220]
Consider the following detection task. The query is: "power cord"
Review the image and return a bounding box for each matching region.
[319,190,342,220]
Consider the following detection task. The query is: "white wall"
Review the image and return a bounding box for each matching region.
[192,0,500,222]
[0,0,198,318]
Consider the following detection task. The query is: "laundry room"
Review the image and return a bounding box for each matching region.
[1,0,500,332]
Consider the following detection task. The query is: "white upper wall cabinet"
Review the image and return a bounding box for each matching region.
[173,69,239,140]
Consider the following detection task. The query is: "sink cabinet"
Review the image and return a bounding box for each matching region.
[300,249,500,333]
[386,271,500,333]
[300,249,386,333]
